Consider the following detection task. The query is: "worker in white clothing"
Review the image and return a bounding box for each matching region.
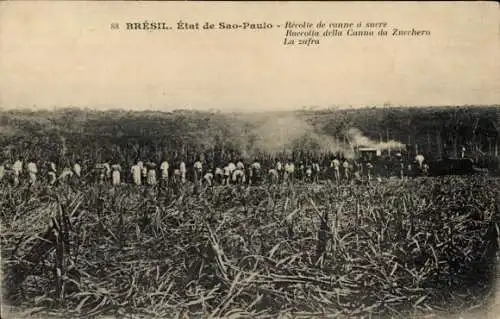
[331,157,340,182]
[111,164,121,186]
[48,162,57,185]
[179,160,186,183]
[12,157,23,186]
[73,160,82,178]
[130,163,142,186]
[27,160,38,185]
[146,162,157,186]
[223,166,231,185]
[0,161,5,182]
[415,154,425,169]
[305,165,313,183]
[312,162,320,183]
[203,172,214,188]
[193,159,203,185]
[160,159,169,183]
[366,162,374,181]
[227,162,236,177]
[131,162,142,185]
[342,159,350,181]
[268,168,279,184]
[50,161,57,174]
[236,160,245,171]
[232,168,245,185]
[284,160,295,185]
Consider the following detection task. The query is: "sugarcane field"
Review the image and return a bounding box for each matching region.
[0,106,499,318]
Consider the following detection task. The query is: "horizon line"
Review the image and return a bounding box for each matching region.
[1,104,499,115]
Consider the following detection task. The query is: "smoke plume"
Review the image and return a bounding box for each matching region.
[232,114,405,159]
[346,128,405,151]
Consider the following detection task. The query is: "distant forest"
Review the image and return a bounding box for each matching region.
[0,106,499,167]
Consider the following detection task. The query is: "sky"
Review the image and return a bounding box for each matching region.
[0,1,498,112]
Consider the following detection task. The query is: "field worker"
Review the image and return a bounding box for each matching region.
[461,146,466,159]
[399,158,405,180]
[103,162,111,180]
[49,161,57,174]
[94,163,106,183]
[353,170,362,182]
[297,161,305,181]
[236,160,245,171]
[249,159,262,185]
[131,162,142,185]
[12,157,23,181]
[137,160,144,175]
[141,165,148,183]
[214,167,224,185]
[394,153,402,178]
[73,160,82,178]
[59,166,74,183]
[342,159,350,181]
[304,165,313,183]
[193,159,203,185]
[232,168,245,185]
[331,157,340,182]
[98,161,111,183]
[354,160,363,175]
[146,162,157,186]
[137,161,147,183]
[276,160,283,182]
[415,154,425,170]
[227,162,236,177]
[160,159,169,182]
[0,161,5,182]
[312,161,320,183]
[47,163,57,185]
[223,165,231,185]
[284,160,295,184]
[27,159,38,185]
[423,163,429,175]
[268,168,279,184]
[203,172,214,187]
[172,166,182,185]
[111,164,121,186]
[275,160,283,171]
[179,160,186,183]
[365,162,373,181]
[396,153,405,179]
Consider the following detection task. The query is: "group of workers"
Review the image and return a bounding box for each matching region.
[0,152,430,188]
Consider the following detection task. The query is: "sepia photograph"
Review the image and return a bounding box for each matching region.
[0,1,499,318]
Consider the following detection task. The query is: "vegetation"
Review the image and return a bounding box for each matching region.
[1,176,499,318]
[1,106,498,164]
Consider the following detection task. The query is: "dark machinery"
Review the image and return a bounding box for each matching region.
[428,158,488,176]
